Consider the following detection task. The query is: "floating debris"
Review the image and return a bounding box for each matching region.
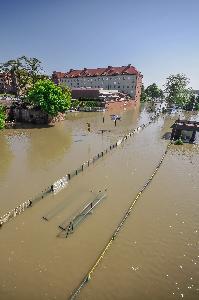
[131,266,139,271]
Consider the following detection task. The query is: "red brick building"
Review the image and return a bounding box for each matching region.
[52,64,142,102]
[0,73,14,94]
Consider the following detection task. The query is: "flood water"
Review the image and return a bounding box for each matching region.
[0,105,199,300]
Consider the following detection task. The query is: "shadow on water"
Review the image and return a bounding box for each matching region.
[6,122,54,129]
[27,125,73,169]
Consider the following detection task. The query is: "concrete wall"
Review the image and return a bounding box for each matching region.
[8,107,65,124]
[10,108,49,124]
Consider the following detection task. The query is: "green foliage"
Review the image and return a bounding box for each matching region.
[140,85,148,102]
[59,83,71,96]
[0,56,43,96]
[145,83,164,101]
[195,101,199,110]
[27,79,71,116]
[184,93,199,111]
[140,84,163,102]
[164,74,192,107]
[174,138,184,145]
[0,105,6,129]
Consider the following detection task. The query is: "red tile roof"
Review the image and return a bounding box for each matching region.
[52,72,66,79]
[53,65,141,79]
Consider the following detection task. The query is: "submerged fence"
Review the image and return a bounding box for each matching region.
[69,141,172,300]
[0,112,161,228]
[58,190,107,238]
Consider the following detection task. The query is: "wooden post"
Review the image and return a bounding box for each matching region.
[87,123,91,132]
[171,127,176,140]
[175,129,182,140]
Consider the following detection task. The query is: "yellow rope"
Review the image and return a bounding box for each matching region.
[69,141,172,300]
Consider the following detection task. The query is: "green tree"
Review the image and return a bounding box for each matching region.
[0,104,6,129]
[145,83,164,101]
[164,74,192,107]
[0,58,22,96]
[22,56,42,85]
[196,95,199,110]
[185,93,199,111]
[27,79,71,116]
[140,85,148,102]
[0,56,43,96]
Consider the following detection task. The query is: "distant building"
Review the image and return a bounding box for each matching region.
[52,64,142,101]
[71,87,128,101]
[193,90,199,97]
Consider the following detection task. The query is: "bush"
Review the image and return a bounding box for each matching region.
[174,138,184,145]
[0,105,6,129]
[27,79,71,116]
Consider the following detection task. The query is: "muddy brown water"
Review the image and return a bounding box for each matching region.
[0,105,199,300]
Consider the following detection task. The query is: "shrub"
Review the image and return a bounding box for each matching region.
[0,105,6,129]
[27,79,71,116]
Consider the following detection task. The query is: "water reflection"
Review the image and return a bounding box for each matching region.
[0,133,13,180]
[27,125,72,169]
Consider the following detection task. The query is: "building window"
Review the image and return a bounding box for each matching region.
[127,86,129,88]
[118,86,120,88]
